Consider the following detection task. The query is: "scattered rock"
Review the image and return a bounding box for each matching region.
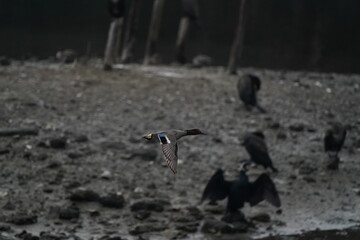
[47,160,62,169]
[186,206,204,220]
[299,165,317,175]
[268,122,281,129]
[15,230,39,240]
[326,155,340,170]
[129,223,167,235]
[289,123,305,132]
[201,219,233,234]
[0,224,11,232]
[99,193,125,209]
[277,132,287,140]
[70,188,100,202]
[7,213,37,225]
[49,137,67,149]
[303,176,316,183]
[98,236,125,240]
[250,212,271,223]
[100,170,112,180]
[59,205,80,220]
[222,211,245,223]
[130,199,169,212]
[74,135,88,143]
[133,210,151,220]
[204,204,224,214]
[176,222,199,233]
[232,222,248,233]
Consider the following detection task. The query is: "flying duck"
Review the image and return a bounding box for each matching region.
[143,129,206,174]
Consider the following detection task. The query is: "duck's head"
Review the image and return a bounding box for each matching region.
[186,129,207,135]
[239,160,255,172]
[143,133,153,141]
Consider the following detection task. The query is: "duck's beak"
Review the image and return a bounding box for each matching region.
[143,134,152,140]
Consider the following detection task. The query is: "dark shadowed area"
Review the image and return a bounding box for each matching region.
[1,0,360,72]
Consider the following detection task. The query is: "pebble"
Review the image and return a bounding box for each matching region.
[70,188,100,202]
[7,213,37,225]
[59,205,80,220]
[99,193,125,209]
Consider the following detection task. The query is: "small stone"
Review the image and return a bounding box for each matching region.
[133,210,151,220]
[289,123,305,132]
[7,213,37,225]
[70,188,100,202]
[47,160,62,169]
[232,222,248,233]
[74,135,88,143]
[222,211,245,223]
[201,219,233,234]
[49,137,67,149]
[99,193,125,209]
[176,222,199,233]
[130,199,170,212]
[326,155,339,170]
[15,230,39,240]
[277,132,287,140]
[0,224,11,232]
[59,205,80,220]
[186,206,204,220]
[250,212,271,223]
[303,176,316,183]
[204,204,224,214]
[268,122,281,129]
[100,170,112,180]
[129,223,167,235]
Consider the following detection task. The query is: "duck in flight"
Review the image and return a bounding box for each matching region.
[143,129,206,174]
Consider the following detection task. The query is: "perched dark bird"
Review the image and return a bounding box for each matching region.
[242,132,278,172]
[237,74,266,113]
[108,0,125,19]
[201,160,281,222]
[55,49,77,64]
[324,123,347,157]
[143,129,206,174]
[182,0,200,27]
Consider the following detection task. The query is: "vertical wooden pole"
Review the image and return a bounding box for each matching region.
[104,19,118,70]
[175,17,190,63]
[114,18,124,62]
[143,0,166,65]
[121,0,142,63]
[228,0,247,75]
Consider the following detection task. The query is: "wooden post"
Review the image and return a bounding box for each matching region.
[121,0,142,63]
[104,0,125,70]
[228,0,247,75]
[143,0,166,65]
[175,17,190,64]
[104,19,118,70]
[114,18,124,62]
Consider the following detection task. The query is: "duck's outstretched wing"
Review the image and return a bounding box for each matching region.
[248,173,281,207]
[161,142,178,174]
[201,169,232,203]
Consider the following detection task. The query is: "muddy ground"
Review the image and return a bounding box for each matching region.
[0,61,359,240]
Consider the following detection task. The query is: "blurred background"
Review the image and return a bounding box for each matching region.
[1,0,360,72]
